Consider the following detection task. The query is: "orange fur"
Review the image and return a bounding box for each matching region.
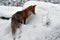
[11,5,36,40]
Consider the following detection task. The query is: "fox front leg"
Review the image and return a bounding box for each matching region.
[24,19,26,24]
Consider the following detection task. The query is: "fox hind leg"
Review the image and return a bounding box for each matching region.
[11,20,19,40]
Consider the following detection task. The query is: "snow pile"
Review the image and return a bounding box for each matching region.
[22,1,60,40]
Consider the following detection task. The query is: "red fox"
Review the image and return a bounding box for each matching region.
[0,5,36,40]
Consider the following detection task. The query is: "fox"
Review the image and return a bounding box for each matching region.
[0,5,36,40]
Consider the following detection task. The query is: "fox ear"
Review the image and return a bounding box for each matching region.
[33,5,36,7]
[34,5,36,6]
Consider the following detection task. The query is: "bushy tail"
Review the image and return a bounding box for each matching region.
[0,16,11,20]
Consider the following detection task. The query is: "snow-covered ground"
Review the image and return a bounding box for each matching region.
[0,1,60,40]
[0,6,22,17]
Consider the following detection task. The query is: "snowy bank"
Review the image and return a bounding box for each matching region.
[0,6,22,17]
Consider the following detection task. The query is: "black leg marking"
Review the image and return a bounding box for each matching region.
[17,25,20,28]
[24,20,26,24]
[17,23,21,28]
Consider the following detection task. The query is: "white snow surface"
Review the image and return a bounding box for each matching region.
[0,6,22,17]
[0,1,60,40]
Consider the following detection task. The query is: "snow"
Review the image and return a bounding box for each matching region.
[0,1,60,40]
[0,6,22,17]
